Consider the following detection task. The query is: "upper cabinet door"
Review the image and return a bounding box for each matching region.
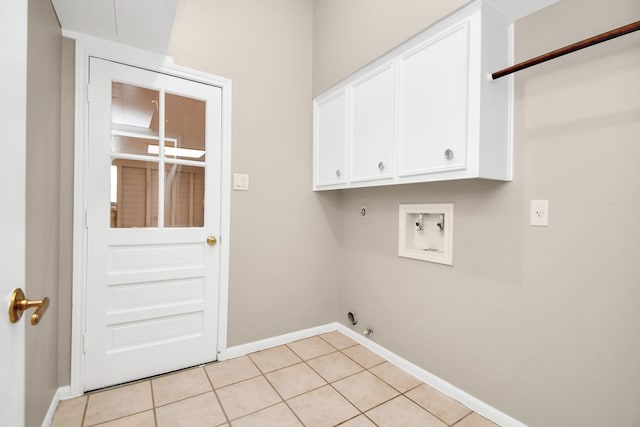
[350,64,395,182]
[314,90,347,188]
[397,22,470,177]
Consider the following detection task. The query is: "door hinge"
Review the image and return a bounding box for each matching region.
[86,83,91,104]
[82,333,87,353]
[84,209,88,229]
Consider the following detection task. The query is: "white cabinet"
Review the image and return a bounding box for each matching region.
[351,64,395,182]
[397,22,469,177]
[313,0,512,191]
[314,90,347,187]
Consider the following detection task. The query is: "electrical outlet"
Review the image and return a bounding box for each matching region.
[530,200,549,226]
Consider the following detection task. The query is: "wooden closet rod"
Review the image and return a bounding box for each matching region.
[491,20,640,80]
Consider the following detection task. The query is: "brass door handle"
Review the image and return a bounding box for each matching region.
[8,288,49,325]
[206,235,217,246]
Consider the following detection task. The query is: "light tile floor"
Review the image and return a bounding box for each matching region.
[51,331,499,427]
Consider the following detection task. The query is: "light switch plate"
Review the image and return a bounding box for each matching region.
[233,173,249,191]
[530,200,549,226]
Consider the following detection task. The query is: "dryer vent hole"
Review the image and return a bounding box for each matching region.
[347,311,357,326]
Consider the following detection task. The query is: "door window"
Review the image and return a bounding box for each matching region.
[110,82,206,228]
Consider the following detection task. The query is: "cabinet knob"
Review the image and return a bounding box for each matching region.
[378,161,385,171]
[444,149,454,160]
[335,169,341,178]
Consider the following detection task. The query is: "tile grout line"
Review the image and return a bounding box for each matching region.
[292,335,366,426]
[202,364,232,426]
[267,361,329,400]
[323,336,446,427]
[335,414,372,426]
[402,388,470,426]
[287,335,349,425]
[260,344,326,427]
[152,389,221,410]
[80,394,89,427]
[83,381,155,427]
[304,356,364,387]
[260,376,308,426]
[341,344,387,371]
[452,412,475,426]
[317,333,404,426]
[451,411,498,427]
[149,380,158,427]
[328,375,398,422]
[355,360,479,427]
[362,365,456,426]
[340,338,496,426]
[221,350,300,424]
[249,345,302,376]
[310,336,368,424]
[86,409,154,427]
[245,334,367,426]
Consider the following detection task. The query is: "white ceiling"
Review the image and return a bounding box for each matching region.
[51,0,179,53]
[50,0,559,56]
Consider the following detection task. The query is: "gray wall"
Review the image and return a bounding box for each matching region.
[25,0,63,425]
[58,36,75,388]
[168,0,343,346]
[312,0,467,93]
[314,0,640,426]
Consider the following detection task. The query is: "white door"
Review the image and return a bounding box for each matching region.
[314,90,348,187]
[85,58,223,390]
[397,22,469,176]
[351,64,395,182]
[0,0,27,424]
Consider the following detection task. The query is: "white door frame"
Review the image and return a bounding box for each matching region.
[66,32,232,396]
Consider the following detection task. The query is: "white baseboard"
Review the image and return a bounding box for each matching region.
[41,386,71,427]
[221,323,339,360]
[222,322,527,427]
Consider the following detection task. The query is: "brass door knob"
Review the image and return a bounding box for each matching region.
[8,288,49,325]
[206,235,217,246]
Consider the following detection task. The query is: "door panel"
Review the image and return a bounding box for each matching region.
[85,58,222,390]
[351,64,395,182]
[398,23,469,176]
[315,91,347,186]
